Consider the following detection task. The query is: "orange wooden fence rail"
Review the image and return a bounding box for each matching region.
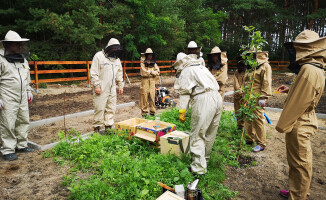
[28,60,290,92]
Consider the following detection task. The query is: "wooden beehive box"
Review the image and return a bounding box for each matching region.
[114,118,149,137]
[160,131,190,157]
[156,191,185,200]
[135,120,176,142]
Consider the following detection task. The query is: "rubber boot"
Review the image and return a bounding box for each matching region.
[94,126,100,133]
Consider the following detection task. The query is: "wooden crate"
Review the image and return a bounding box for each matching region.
[160,131,190,157]
[135,120,176,142]
[114,118,149,137]
[156,191,185,200]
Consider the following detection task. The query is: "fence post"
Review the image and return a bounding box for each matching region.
[123,61,127,80]
[86,61,90,88]
[35,61,39,93]
[278,61,281,72]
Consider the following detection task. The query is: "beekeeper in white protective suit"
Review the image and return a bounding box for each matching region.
[90,38,124,132]
[0,30,34,161]
[185,41,205,66]
[173,52,223,175]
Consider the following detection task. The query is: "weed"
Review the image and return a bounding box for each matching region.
[39,83,48,89]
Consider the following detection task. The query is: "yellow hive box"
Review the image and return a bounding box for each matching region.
[156,191,185,200]
[160,131,190,157]
[114,118,149,137]
[135,120,176,142]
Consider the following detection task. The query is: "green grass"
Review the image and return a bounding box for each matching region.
[46,109,251,199]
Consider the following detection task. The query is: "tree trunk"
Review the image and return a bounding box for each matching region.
[307,0,318,29]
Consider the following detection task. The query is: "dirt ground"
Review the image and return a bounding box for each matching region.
[1,72,325,199]
[222,104,326,200]
[0,151,70,200]
[29,105,143,145]
[28,76,176,145]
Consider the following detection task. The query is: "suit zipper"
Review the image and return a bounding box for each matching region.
[16,64,23,104]
[111,64,114,91]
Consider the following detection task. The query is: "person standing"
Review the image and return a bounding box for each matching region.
[233,56,247,130]
[207,46,228,101]
[277,30,325,200]
[173,51,223,175]
[140,48,160,116]
[0,30,34,161]
[90,38,124,132]
[244,51,272,152]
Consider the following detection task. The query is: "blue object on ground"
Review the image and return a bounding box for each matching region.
[264,113,271,124]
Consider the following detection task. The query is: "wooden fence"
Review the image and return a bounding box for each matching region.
[28,60,290,92]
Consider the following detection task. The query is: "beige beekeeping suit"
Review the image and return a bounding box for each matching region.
[233,70,246,129]
[208,46,228,100]
[244,51,272,146]
[90,38,124,128]
[140,48,160,115]
[0,30,32,155]
[276,30,326,200]
[173,53,223,174]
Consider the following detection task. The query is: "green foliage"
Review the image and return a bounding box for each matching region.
[38,83,48,89]
[1,1,326,61]
[237,26,267,123]
[47,109,252,199]
[145,107,191,131]
[0,0,225,61]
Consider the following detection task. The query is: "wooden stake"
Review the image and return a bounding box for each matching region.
[64,90,67,136]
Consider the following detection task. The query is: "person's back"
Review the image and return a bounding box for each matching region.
[174,52,222,175]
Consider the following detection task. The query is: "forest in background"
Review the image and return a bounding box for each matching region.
[1,0,325,61]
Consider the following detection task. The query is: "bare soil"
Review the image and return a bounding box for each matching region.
[28,76,177,145]
[223,104,326,200]
[0,73,325,199]
[0,151,70,200]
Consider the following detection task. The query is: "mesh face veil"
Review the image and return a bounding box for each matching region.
[3,41,30,63]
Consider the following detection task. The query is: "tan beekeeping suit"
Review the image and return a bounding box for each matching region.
[276,30,326,200]
[233,70,246,129]
[209,46,228,101]
[140,48,160,115]
[244,51,272,146]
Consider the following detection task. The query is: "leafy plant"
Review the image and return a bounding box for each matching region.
[47,109,251,199]
[236,26,268,155]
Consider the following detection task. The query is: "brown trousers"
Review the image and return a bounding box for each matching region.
[286,112,315,200]
[234,93,245,129]
[140,77,156,115]
[245,105,266,146]
[218,82,225,101]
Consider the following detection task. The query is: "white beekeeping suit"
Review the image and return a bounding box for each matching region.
[173,53,223,174]
[0,30,34,161]
[90,38,124,132]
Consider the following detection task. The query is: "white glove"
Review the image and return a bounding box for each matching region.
[0,99,4,110]
[258,99,265,107]
[27,92,33,103]
[147,70,151,74]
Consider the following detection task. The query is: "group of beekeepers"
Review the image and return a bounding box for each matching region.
[0,29,324,200]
